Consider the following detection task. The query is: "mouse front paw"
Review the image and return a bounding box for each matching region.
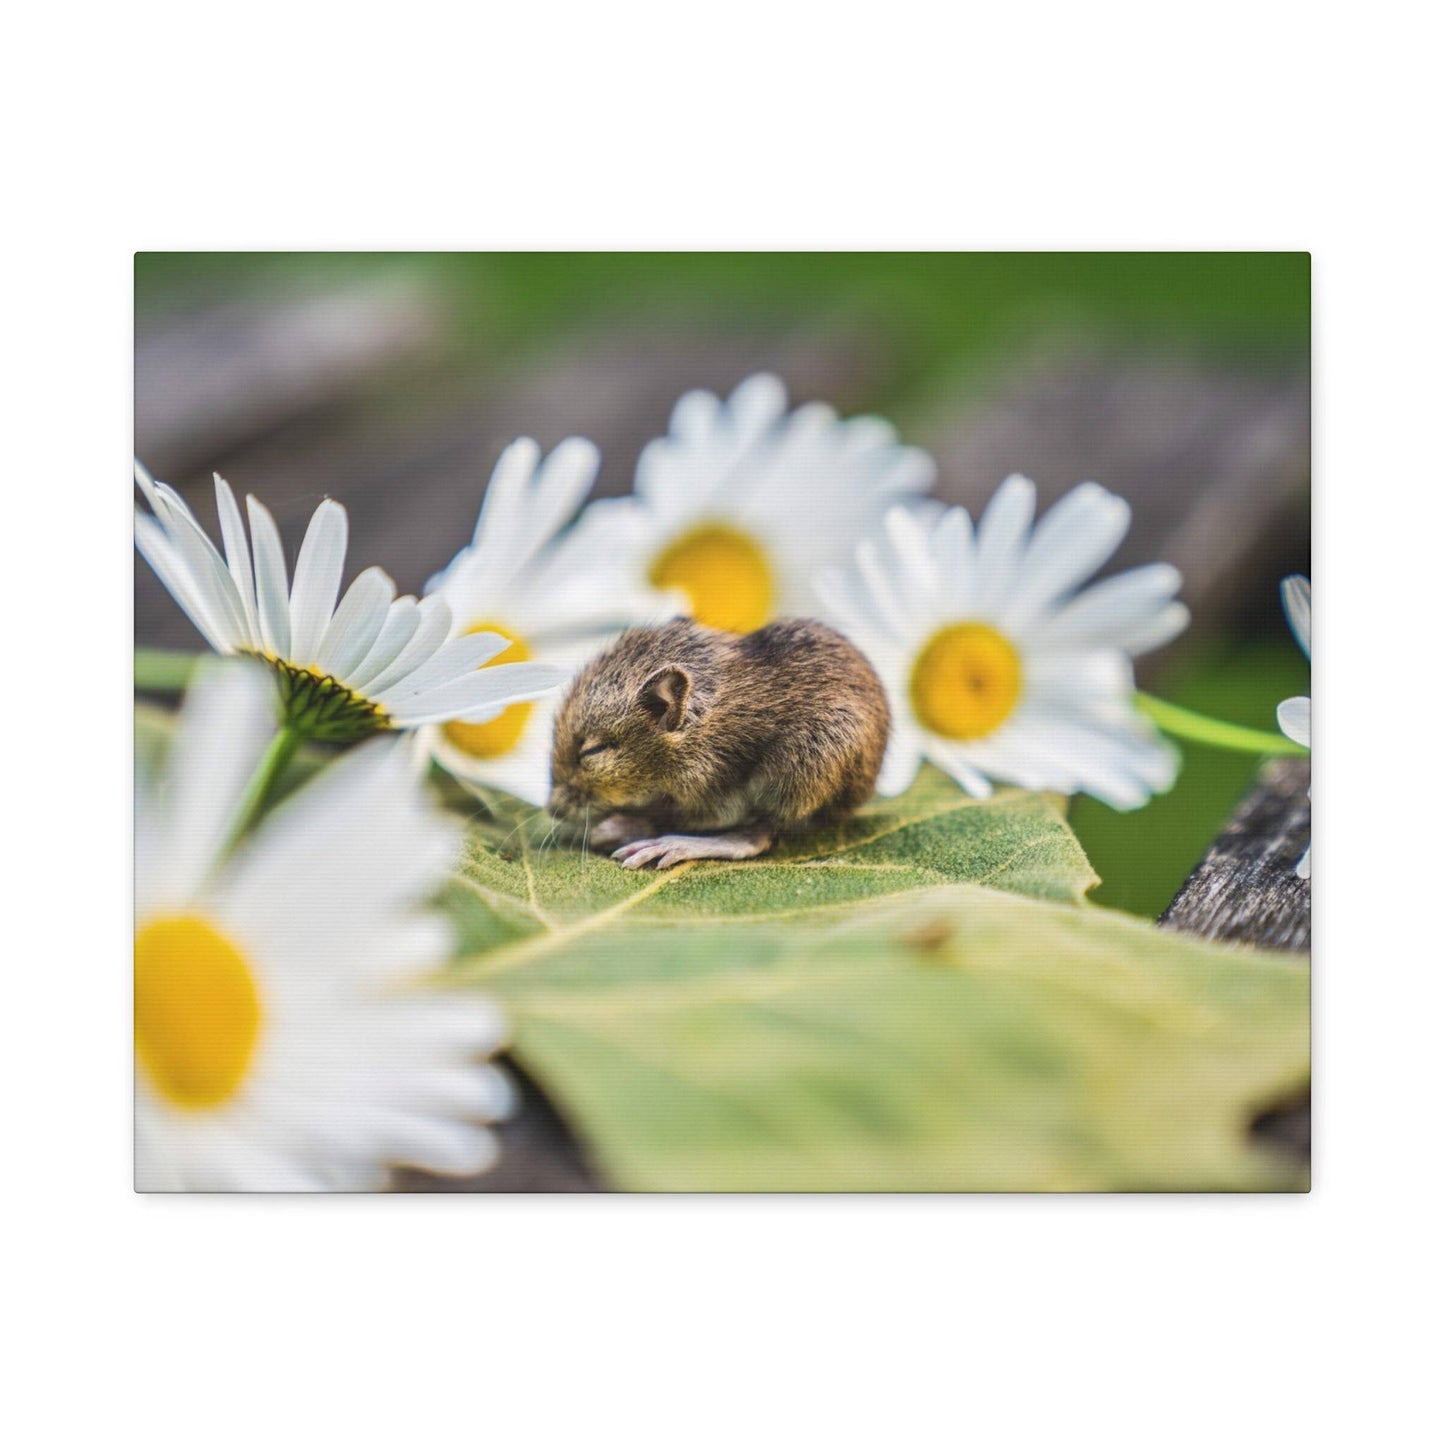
[613,828,773,870]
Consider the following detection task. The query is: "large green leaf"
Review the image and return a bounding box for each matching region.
[442,766,1098,949]
[444,771,1309,1192]
[135,703,1308,1190]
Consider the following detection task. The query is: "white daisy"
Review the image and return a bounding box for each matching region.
[817,476,1190,809]
[1277,574,1312,880]
[135,661,512,1190]
[567,372,937,635]
[135,462,566,741]
[421,437,663,806]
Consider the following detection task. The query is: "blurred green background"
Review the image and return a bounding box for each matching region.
[136,252,1310,917]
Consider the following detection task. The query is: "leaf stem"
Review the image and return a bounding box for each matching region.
[225,723,303,851]
[1136,692,1308,756]
[134,647,202,692]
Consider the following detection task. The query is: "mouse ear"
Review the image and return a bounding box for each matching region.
[638,666,691,732]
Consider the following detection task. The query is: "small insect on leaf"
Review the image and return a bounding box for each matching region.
[902,917,956,957]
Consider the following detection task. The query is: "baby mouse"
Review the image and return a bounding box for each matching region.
[549,617,889,869]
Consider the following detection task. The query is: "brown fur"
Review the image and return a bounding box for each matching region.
[549,617,890,848]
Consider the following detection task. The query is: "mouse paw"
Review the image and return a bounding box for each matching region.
[613,829,773,870]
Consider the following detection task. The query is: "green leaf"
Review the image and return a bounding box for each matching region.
[134,647,202,693]
[136,704,1307,1190]
[444,766,1098,950]
[134,702,175,776]
[443,769,1308,1192]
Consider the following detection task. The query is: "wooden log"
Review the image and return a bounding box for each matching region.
[1160,758,1311,1168]
[1160,757,1311,952]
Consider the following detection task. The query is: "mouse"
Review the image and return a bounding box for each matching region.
[548,617,890,869]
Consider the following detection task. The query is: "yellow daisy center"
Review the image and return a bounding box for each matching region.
[910,623,1023,740]
[134,915,263,1109]
[648,523,775,633]
[442,622,534,758]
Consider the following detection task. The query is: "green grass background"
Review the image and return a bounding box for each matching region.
[136,252,1310,917]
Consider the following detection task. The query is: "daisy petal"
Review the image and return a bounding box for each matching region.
[348,596,422,692]
[149,482,250,648]
[1035,563,1186,654]
[514,437,599,561]
[1277,696,1311,748]
[472,437,542,551]
[1116,600,1191,655]
[882,505,940,613]
[726,372,788,439]
[288,499,349,666]
[931,506,977,615]
[148,660,278,910]
[213,474,261,646]
[1282,575,1311,660]
[134,458,161,510]
[924,741,995,799]
[372,629,518,707]
[245,495,292,657]
[387,662,566,727]
[972,474,1036,615]
[1004,482,1132,626]
[670,386,726,444]
[855,539,916,642]
[135,513,232,653]
[364,595,454,697]
[372,1114,500,1178]
[316,566,396,682]
[814,566,881,646]
[875,730,925,798]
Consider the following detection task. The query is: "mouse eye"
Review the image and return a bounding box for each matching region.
[578,738,609,760]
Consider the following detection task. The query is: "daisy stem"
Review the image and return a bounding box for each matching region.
[225,723,303,850]
[1135,693,1308,756]
[134,647,200,691]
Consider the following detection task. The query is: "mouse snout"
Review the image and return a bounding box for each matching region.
[548,781,586,819]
